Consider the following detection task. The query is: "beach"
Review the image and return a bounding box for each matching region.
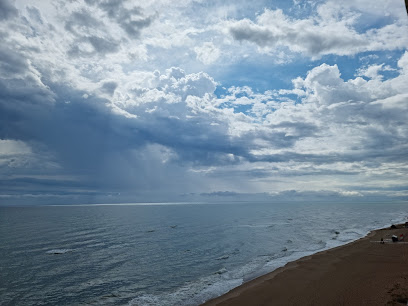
[204,224,408,306]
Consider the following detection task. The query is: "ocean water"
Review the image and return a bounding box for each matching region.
[0,201,407,305]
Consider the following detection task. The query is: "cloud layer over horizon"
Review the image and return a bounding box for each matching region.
[1,0,408,204]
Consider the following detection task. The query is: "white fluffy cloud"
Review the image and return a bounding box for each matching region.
[110,67,218,119]
[194,42,220,65]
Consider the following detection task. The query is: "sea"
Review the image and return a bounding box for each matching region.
[0,201,407,306]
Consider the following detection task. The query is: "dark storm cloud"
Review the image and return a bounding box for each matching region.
[243,129,301,151]
[0,73,202,197]
[229,25,272,48]
[272,121,319,137]
[65,9,102,34]
[0,69,248,199]
[65,9,120,57]
[0,46,54,102]
[26,6,43,24]
[140,129,240,168]
[191,189,401,203]
[0,0,18,20]
[0,83,136,196]
[206,167,356,181]
[84,0,154,39]
[116,8,154,39]
[0,45,29,76]
[275,190,355,200]
[127,113,253,167]
[200,191,239,197]
[0,47,55,141]
[226,7,406,57]
[246,150,396,166]
[88,35,119,53]
[63,0,154,57]
[68,36,120,57]
[1,177,87,191]
[101,81,118,95]
[228,22,366,56]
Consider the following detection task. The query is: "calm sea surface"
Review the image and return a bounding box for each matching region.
[0,202,407,305]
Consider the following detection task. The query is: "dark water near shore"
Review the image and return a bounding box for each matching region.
[0,202,407,305]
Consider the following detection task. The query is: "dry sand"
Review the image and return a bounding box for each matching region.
[204,224,408,306]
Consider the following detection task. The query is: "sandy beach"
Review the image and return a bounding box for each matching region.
[204,224,408,306]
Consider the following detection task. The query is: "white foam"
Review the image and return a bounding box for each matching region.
[335,228,367,242]
[216,255,229,260]
[128,277,243,306]
[46,249,73,254]
[215,268,228,275]
[194,278,243,304]
[129,294,161,306]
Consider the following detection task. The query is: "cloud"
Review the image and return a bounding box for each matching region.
[227,4,408,57]
[64,9,121,57]
[0,45,30,77]
[2,48,408,203]
[26,6,43,24]
[105,51,408,186]
[194,42,220,65]
[64,9,103,35]
[100,81,118,95]
[116,8,154,39]
[0,0,18,20]
[68,36,120,57]
[60,1,154,59]
[0,45,56,143]
[0,139,33,169]
[0,139,31,155]
[187,188,407,203]
[1,0,407,204]
[84,0,154,39]
[113,67,218,114]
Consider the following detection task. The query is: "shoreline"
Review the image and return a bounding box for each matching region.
[203,223,408,305]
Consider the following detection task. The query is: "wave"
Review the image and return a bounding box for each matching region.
[46,248,73,254]
[128,278,243,306]
[129,217,408,306]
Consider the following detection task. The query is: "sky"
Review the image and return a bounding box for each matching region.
[0,0,408,205]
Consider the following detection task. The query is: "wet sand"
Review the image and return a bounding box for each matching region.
[204,224,408,306]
